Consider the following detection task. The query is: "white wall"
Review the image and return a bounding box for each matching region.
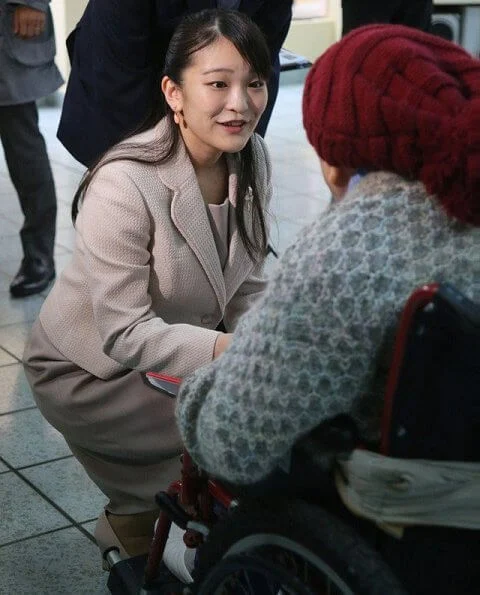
[285,0,341,61]
[51,0,88,83]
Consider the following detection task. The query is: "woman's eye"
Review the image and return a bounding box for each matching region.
[249,80,265,89]
[209,81,227,89]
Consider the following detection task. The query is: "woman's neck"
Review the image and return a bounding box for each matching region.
[195,155,229,206]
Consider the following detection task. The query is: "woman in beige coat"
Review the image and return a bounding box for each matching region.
[23,9,273,559]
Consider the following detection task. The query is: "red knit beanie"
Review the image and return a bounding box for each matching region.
[303,24,480,225]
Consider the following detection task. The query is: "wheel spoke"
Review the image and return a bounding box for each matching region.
[241,569,256,595]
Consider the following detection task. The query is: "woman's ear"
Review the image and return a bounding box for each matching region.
[161,76,182,113]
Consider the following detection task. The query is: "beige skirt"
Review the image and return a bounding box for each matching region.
[23,319,183,514]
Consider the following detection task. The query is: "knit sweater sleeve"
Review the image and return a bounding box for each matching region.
[176,172,480,484]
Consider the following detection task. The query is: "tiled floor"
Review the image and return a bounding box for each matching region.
[0,82,330,594]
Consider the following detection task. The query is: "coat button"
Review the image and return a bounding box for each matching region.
[201,314,214,325]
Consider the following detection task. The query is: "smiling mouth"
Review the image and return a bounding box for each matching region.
[220,120,247,128]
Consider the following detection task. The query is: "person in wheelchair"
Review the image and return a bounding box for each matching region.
[177,21,479,486]
[177,15,480,553]
[23,9,274,563]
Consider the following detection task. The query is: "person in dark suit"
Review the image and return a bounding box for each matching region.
[57,0,293,167]
[342,0,433,36]
[0,0,63,297]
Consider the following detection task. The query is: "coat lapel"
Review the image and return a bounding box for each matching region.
[158,123,226,311]
[156,120,254,311]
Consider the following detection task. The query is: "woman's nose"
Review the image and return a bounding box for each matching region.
[227,87,249,113]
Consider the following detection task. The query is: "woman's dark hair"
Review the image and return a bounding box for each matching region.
[72,8,272,260]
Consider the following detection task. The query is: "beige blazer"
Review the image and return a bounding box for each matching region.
[39,119,272,379]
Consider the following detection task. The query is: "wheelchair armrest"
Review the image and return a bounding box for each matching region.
[144,372,181,397]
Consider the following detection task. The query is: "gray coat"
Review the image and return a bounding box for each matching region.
[0,0,63,106]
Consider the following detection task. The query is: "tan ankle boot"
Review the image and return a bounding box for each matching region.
[94,509,159,568]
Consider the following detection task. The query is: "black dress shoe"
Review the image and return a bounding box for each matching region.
[9,258,55,298]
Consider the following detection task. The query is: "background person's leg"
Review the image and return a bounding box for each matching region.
[341,0,401,35]
[396,0,433,32]
[256,55,280,137]
[0,102,57,296]
[342,0,433,36]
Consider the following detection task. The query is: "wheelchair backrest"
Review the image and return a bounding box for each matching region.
[381,283,480,462]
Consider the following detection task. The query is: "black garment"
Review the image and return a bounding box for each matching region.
[342,0,433,36]
[57,0,293,167]
[10,258,55,298]
[0,102,56,266]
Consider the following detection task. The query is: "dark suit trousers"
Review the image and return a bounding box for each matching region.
[0,102,56,265]
[342,0,433,36]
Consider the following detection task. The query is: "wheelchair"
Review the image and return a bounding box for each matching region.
[104,283,480,595]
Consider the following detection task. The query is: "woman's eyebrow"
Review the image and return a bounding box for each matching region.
[201,67,235,75]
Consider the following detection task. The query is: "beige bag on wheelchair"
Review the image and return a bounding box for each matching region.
[336,449,480,536]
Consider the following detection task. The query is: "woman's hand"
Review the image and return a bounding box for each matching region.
[13,6,46,39]
[213,333,232,359]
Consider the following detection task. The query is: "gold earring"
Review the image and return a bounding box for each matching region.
[180,110,188,130]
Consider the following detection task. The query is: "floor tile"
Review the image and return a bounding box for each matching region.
[266,135,320,169]
[0,292,45,326]
[0,321,32,360]
[274,169,330,199]
[0,461,8,473]
[82,520,97,537]
[22,457,108,523]
[55,226,76,251]
[269,218,305,255]
[0,408,71,468]
[51,164,84,189]
[0,527,108,594]
[0,178,15,197]
[56,205,76,230]
[0,472,70,544]
[271,190,330,226]
[0,269,12,292]
[0,215,18,237]
[0,236,29,262]
[51,251,74,276]
[0,364,36,414]
[0,348,17,367]
[49,148,86,171]
[0,199,22,225]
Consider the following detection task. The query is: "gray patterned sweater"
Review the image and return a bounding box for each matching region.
[176,172,480,484]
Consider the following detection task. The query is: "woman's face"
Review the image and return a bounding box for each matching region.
[163,36,268,166]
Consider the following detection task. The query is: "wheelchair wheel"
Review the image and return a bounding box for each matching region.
[193,499,406,594]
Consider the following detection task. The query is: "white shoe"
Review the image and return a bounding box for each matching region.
[162,522,196,584]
